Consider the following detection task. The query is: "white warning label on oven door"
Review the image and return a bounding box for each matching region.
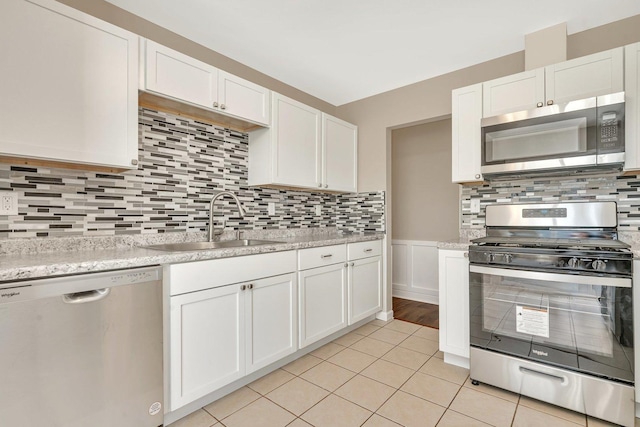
[516,305,549,338]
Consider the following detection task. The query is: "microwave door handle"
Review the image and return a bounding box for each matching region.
[469,265,631,288]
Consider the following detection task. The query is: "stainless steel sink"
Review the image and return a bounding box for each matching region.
[144,239,283,252]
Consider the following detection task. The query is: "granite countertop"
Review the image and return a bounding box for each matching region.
[0,230,384,282]
[436,238,473,250]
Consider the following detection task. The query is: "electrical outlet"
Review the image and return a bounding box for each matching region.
[315,205,322,216]
[267,202,275,216]
[470,199,481,214]
[0,192,18,216]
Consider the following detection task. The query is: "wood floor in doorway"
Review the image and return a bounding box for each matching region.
[392,297,439,329]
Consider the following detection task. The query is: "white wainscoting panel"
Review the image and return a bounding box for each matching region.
[391,240,439,304]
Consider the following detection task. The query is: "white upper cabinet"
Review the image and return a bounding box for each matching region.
[249,93,358,193]
[545,48,624,105]
[219,71,271,125]
[322,114,358,193]
[143,39,218,109]
[482,47,624,118]
[272,93,322,188]
[482,69,545,118]
[452,83,483,183]
[625,43,640,171]
[0,0,139,169]
[141,39,270,126]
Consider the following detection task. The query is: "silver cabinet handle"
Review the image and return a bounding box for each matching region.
[350,262,355,266]
[241,284,246,291]
[321,254,333,259]
[464,252,469,258]
[344,263,349,267]
[475,174,481,179]
[364,248,373,252]
[248,283,254,290]
[546,100,554,105]
[324,184,328,188]
[213,102,219,108]
[63,288,110,304]
[318,183,322,187]
[536,102,543,107]
[221,104,226,110]
[130,159,138,166]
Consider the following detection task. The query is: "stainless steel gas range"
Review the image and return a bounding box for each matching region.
[468,201,634,426]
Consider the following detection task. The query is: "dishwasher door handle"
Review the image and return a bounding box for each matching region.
[63,288,111,304]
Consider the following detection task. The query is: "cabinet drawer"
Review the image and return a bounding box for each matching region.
[347,240,382,260]
[298,244,346,270]
[168,250,296,296]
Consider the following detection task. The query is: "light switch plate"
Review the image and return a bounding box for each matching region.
[470,199,481,214]
[0,192,18,216]
[268,202,275,216]
[315,205,322,216]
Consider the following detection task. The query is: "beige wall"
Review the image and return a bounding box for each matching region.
[391,120,458,241]
[57,0,336,114]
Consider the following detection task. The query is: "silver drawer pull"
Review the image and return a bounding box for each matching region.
[519,366,566,383]
[364,248,373,252]
[63,288,110,304]
[321,254,333,259]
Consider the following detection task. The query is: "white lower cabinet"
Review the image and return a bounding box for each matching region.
[438,249,470,368]
[347,241,383,325]
[298,263,348,348]
[245,274,297,374]
[170,283,244,410]
[167,251,296,411]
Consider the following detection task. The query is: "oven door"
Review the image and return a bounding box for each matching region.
[469,265,633,384]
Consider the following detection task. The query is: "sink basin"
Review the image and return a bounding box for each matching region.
[144,239,283,252]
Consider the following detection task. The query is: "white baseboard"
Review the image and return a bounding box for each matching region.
[392,288,439,305]
[443,352,469,369]
[376,310,394,321]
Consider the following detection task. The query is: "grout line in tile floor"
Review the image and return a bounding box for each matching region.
[171,319,620,427]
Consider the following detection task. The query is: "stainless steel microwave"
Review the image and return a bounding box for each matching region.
[480,92,625,178]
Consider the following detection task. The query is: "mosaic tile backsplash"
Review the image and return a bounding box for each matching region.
[0,108,385,239]
[460,173,640,230]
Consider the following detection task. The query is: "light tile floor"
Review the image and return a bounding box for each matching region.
[169,319,633,427]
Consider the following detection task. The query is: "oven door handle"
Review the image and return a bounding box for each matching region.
[469,265,631,288]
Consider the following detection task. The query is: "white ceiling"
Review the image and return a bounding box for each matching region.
[105,0,640,106]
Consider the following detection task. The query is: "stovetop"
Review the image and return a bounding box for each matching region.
[471,236,631,252]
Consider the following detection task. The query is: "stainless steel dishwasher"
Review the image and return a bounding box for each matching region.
[0,266,164,427]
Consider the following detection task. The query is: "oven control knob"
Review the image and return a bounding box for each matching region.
[592,260,607,271]
[503,254,513,264]
[484,252,494,263]
[567,257,579,269]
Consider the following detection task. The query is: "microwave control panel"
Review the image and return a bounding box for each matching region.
[600,111,619,144]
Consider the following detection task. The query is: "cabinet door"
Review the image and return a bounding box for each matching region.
[348,256,382,325]
[482,69,545,117]
[545,47,623,106]
[143,39,218,110]
[272,93,322,189]
[0,0,138,169]
[218,71,270,126]
[626,43,640,172]
[298,264,347,348]
[322,114,358,193]
[245,273,297,374]
[169,284,244,410]
[451,84,483,183]
[438,250,469,360]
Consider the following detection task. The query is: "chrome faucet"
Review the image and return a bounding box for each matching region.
[208,191,246,242]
